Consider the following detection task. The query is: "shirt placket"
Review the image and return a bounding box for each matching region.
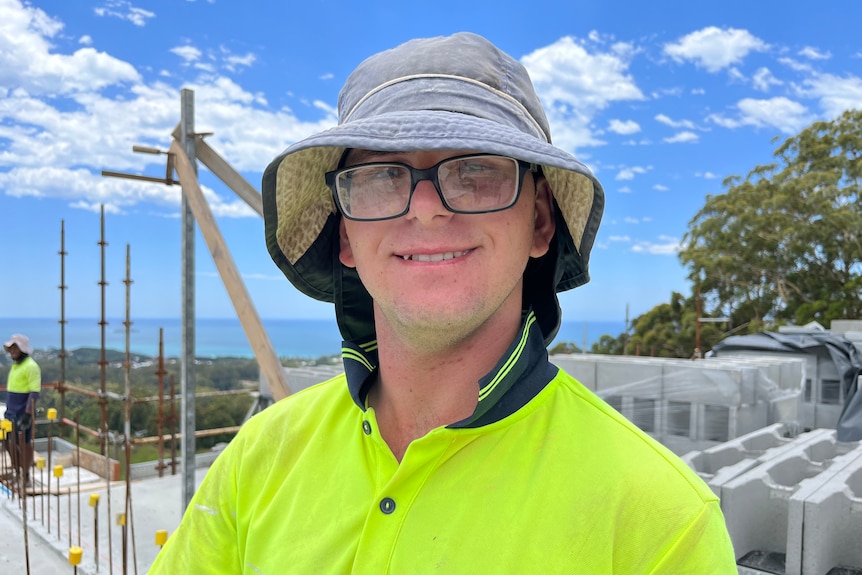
[352,413,454,574]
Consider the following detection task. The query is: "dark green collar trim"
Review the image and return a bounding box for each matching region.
[342,310,557,427]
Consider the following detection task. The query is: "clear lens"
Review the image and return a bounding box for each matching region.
[336,165,411,220]
[438,156,518,212]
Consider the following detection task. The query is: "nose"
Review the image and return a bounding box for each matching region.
[406,179,452,223]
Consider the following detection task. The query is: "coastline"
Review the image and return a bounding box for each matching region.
[0,317,627,359]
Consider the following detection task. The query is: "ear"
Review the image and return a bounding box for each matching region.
[530,177,556,258]
[338,217,356,268]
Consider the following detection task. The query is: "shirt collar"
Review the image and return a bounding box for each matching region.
[340,310,557,428]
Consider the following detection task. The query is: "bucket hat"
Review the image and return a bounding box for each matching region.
[4,334,32,355]
[263,32,604,345]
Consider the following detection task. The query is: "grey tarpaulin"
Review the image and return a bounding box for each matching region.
[711,331,862,441]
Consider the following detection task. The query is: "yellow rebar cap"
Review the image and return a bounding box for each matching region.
[36,456,46,469]
[47,408,58,420]
[89,493,100,507]
[117,513,126,526]
[68,546,83,565]
[155,529,168,546]
[0,419,11,432]
[53,465,64,478]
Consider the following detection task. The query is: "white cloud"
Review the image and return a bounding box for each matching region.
[727,67,746,83]
[609,235,631,242]
[93,0,155,27]
[798,73,862,118]
[0,2,139,96]
[632,236,682,255]
[663,27,768,72]
[618,186,632,193]
[615,166,650,180]
[624,217,640,224]
[221,48,256,72]
[709,97,815,134]
[778,57,813,73]
[171,45,202,64]
[651,87,683,98]
[691,88,706,95]
[522,36,645,151]
[172,44,258,74]
[655,114,695,129]
[664,131,699,143]
[608,119,640,134]
[319,73,334,81]
[696,171,719,179]
[799,46,831,60]
[653,184,669,191]
[752,67,782,92]
[0,0,338,215]
[80,35,93,46]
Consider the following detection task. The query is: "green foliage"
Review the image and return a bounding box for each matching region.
[588,291,729,358]
[679,109,862,328]
[590,333,627,355]
[548,342,583,354]
[0,349,284,457]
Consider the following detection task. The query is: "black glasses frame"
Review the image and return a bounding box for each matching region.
[325,154,538,221]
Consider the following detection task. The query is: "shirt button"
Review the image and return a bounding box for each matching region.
[362,420,372,435]
[379,498,396,514]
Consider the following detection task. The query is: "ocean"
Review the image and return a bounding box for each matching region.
[0,317,627,359]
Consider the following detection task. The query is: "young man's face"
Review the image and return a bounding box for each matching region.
[338,149,555,344]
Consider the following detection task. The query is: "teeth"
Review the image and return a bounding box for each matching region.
[401,250,469,262]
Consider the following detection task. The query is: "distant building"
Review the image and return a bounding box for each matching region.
[710,320,862,441]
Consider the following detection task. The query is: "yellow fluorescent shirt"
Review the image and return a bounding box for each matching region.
[149,315,737,574]
[151,378,736,574]
[7,356,41,393]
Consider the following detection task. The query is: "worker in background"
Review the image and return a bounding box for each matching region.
[3,334,41,487]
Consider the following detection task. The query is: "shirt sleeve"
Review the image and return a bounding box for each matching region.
[649,500,738,574]
[148,440,244,574]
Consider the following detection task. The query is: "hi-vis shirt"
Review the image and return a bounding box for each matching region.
[150,313,736,574]
[5,356,41,415]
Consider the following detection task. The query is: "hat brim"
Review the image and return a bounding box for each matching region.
[263,109,604,342]
[4,337,32,355]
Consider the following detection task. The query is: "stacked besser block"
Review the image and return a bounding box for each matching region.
[551,354,804,455]
[683,426,862,574]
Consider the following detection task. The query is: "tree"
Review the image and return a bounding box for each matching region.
[549,341,583,354]
[591,333,626,355]
[589,291,726,358]
[680,110,862,328]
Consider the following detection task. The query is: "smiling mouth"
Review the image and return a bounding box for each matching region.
[399,250,471,262]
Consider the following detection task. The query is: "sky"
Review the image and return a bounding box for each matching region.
[1,0,861,327]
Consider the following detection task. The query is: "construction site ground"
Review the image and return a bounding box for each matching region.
[1,454,204,575]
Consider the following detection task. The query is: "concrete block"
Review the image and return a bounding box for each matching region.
[721,431,859,572]
[786,446,862,574]
[683,425,831,497]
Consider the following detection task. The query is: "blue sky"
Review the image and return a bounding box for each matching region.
[1,0,861,326]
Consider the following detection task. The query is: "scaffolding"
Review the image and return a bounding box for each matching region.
[1,88,294,574]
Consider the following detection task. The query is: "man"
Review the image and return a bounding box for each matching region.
[3,334,41,486]
[151,33,736,573]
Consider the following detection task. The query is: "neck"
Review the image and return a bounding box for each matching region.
[369,303,523,461]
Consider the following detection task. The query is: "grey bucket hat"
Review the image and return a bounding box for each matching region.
[263,32,604,345]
